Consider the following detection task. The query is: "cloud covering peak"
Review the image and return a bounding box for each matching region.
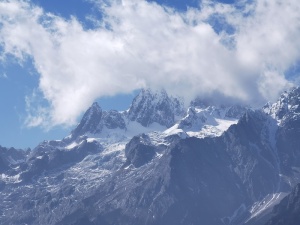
[0,0,299,128]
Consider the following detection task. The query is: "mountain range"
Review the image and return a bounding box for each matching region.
[1,87,300,225]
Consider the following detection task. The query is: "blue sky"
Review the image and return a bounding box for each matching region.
[0,0,299,149]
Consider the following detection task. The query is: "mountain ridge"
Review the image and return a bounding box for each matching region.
[1,87,300,224]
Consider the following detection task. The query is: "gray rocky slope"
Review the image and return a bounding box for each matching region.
[264,183,300,225]
[0,88,300,225]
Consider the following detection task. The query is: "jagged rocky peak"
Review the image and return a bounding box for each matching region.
[70,102,126,139]
[71,102,103,138]
[263,86,300,122]
[128,88,185,127]
[68,89,185,141]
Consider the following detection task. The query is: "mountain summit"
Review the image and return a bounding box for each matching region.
[1,87,300,225]
[71,102,103,137]
[263,87,300,124]
[128,89,185,127]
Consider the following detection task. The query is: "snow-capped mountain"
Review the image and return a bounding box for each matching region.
[263,87,300,125]
[69,89,184,143]
[70,89,248,149]
[1,87,300,225]
[165,103,247,139]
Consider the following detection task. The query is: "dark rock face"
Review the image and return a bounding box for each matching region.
[20,140,102,182]
[164,137,246,225]
[103,110,126,130]
[71,102,103,138]
[223,110,280,202]
[276,119,300,175]
[265,183,300,225]
[275,94,300,175]
[0,146,27,173]
[263,87,300,179]
[70,103,126,140]
[177,107,207,129]
[124,134,156,168]
[128,89,184,127]
[225,105,248,118]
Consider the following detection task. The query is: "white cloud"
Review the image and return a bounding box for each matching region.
[0,0,299,128]
[24,89,49,128]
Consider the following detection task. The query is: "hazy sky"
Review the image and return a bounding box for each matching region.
[0,0,300,148]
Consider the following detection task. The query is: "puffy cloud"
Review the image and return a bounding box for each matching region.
[0,0,299,128]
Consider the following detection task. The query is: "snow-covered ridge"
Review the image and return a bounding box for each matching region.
[263,86,300,125]
[165,104,247,139]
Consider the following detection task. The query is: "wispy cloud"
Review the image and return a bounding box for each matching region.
[0,0,298,128]
[0,72,7,79]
